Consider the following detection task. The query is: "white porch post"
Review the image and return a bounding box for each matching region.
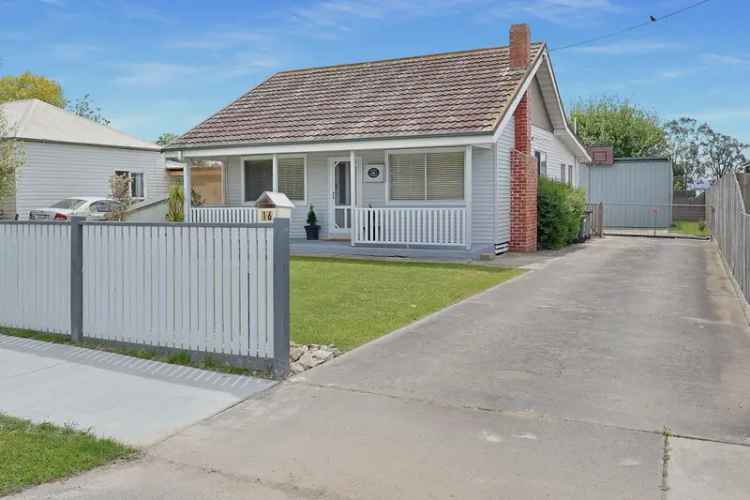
[350,150,356,246]
[272,154,279,192]
[464,145,473,250]
[183,157,192,223]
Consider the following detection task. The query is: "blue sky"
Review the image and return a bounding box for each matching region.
[1,0,748,143]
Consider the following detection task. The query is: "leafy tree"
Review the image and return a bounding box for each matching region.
[67,94,110,126]
[0,72,65,107]
[664,118,748,184]
[156,132,179,146]
[699,124,748,179]
[570,96,668,158]
[663,117,704,190]
[0,110,24,204]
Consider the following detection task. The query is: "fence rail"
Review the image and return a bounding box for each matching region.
[352,207,468,248]
[0,218,291,377]
[708,174,750,303]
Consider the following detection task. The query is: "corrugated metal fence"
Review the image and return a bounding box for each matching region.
[0,218,290,377]
[708,174,750,303]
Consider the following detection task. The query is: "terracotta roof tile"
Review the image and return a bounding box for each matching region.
[170,43,544,149]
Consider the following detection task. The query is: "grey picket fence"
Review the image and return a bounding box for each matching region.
[0,218,290,378]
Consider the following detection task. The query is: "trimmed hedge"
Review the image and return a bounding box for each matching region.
[537,177,587,249]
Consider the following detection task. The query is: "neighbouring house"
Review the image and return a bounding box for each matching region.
[0,99,169,220]
[166,24,591,254]
[581,146,674,228]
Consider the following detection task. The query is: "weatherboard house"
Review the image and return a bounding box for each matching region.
[0,99,168,220]
[167,24,590,254]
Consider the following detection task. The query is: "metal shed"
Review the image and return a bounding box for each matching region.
[581,157,673,228]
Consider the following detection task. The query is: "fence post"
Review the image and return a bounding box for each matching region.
[272,217,290,379]
[70,217,84,343]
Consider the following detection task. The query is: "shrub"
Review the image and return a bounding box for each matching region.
[537,177,587,249]
[306,205,318,226]
[165,183,204,222]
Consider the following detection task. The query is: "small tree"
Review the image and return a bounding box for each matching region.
[67,94,110,125]
[306,205,318,226]
[0,110,24,205]
[156,132,179,146]
[165,183,204,222]
[109,173,132,220]
[0,72,65,107]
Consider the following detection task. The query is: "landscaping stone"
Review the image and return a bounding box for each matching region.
[288,342,340,375]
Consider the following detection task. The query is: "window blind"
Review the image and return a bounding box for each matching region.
[389,151,464,201]
[278,157,305,200]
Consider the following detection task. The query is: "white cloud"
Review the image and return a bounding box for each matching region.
[114,63,202,87]
[701,53,750,66]
[573,40,682,55]
[488,0,622,25]
[166,31,268,50]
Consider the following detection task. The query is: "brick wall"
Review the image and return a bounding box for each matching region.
[510,92,538,252]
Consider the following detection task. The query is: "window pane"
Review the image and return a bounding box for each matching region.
[560,163,566,183]
[390,153,425,201]
[426,152,464,200]
[131,173,144,198]
[244,159,273,202]
[278,157,305,200]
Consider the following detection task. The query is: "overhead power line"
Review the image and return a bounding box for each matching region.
[550,0,713,52]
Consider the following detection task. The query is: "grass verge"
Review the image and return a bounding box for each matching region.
[0,414,133,496]
[670,220,710,237]
[1,257,522,366]
[291,257,523,351]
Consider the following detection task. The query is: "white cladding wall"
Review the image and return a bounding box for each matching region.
[14,141,167,219]
[224,147,498,247]
[471,146,495,245]
[531,126,577,185]
[495,116,514,246]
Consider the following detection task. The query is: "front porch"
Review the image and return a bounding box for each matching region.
[184,145,498,256]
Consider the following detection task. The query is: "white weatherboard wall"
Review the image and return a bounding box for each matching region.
[531,126,577,185]
[82,223,276,360]
[495,116,514,248]
[0,223,70,333]
[14,142,167,219]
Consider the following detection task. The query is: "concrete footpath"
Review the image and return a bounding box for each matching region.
[0,335,274,446]
[10,237,750,499]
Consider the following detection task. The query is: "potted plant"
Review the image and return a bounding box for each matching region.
[305,205,320,240]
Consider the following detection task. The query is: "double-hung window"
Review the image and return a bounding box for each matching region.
[560,163,566,184]
[568,165,574,186]
[243,156,306,203]
[114,170,145,199]
[389,151,464,202]
[535,151,547,178]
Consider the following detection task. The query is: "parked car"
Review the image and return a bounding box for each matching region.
[28,197,121,221]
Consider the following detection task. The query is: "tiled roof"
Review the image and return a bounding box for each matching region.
[170,42,545,149]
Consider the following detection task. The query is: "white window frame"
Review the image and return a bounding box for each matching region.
[534,150,547,178]
[114,170,146,200]
[385,147,467,206]
[240,154,307,206]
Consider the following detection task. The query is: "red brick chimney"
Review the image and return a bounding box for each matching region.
[588,145,614,166]
[510,23,530,69]
[509,24,537,252]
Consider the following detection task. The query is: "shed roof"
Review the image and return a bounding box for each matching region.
[0,99,160,151]
[170,43,545,149]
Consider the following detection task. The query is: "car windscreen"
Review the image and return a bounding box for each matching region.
[50,199,87,210]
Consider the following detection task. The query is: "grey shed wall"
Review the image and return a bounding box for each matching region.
[583,158,673,228]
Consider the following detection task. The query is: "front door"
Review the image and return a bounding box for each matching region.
[329,159,352,236]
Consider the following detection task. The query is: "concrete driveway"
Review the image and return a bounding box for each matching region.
[13,237,750,499]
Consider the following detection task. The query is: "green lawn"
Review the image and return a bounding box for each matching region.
[291,257,522,351]
[670,220,710,237]
[0,414,133,496]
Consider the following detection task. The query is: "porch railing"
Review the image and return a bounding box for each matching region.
[352,207,468,247]
[191,207,258,224]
